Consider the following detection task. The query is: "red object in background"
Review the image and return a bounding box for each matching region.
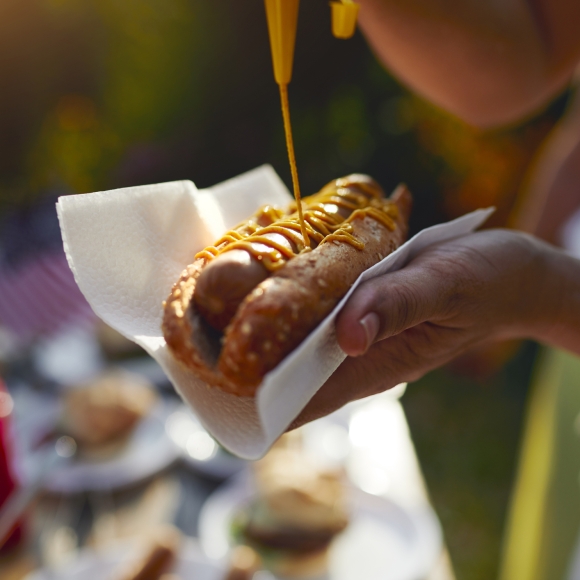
[0,378,23,552]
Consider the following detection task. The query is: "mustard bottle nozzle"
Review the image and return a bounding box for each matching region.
[330,0,359,39]
[264,0,300,86]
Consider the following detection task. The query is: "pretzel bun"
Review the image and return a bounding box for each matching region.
[162,175,412,396]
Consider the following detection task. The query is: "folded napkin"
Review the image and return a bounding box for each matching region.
[57,165,493,459]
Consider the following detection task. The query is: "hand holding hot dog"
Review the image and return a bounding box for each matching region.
[293,229,580,427]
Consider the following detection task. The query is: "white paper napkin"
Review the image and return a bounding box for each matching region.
[57,165,493,459]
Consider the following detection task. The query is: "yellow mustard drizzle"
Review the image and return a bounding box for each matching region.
[194,205,287,261]
[194,181,399,270]
[279,83,309,247]
[253,205,287,226]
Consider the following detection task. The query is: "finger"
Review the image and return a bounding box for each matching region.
[336,260,456,356]
[291,322,472,430]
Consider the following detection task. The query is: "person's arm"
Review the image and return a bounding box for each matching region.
[512,87,580,244]
[357,0,580,127]
[292,229,580,427]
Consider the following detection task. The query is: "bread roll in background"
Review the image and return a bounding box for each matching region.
[63,369,157,458]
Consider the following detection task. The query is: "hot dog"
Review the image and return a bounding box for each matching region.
[162,175,412,396]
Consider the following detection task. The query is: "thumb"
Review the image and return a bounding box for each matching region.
[336,263,454,356]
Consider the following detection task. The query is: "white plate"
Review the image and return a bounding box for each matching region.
[44,401,182,493]
[24,537,224,580]
[165,407,246,479]
[198,474,442,580]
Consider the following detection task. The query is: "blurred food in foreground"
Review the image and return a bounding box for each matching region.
[223,545,261,580]
[62,369,157,459]
[112,524,181,580]
[232,446,349,578]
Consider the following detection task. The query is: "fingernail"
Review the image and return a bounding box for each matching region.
[359,312,380,353]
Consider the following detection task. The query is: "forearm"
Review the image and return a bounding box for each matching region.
[530,241,580,355]
[357,0,580,127]
[512,97,580,244]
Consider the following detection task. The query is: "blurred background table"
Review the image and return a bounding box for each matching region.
[0,354,455,580]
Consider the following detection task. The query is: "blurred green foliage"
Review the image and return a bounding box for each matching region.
[17,0,210,195]
[404,342,539,580]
